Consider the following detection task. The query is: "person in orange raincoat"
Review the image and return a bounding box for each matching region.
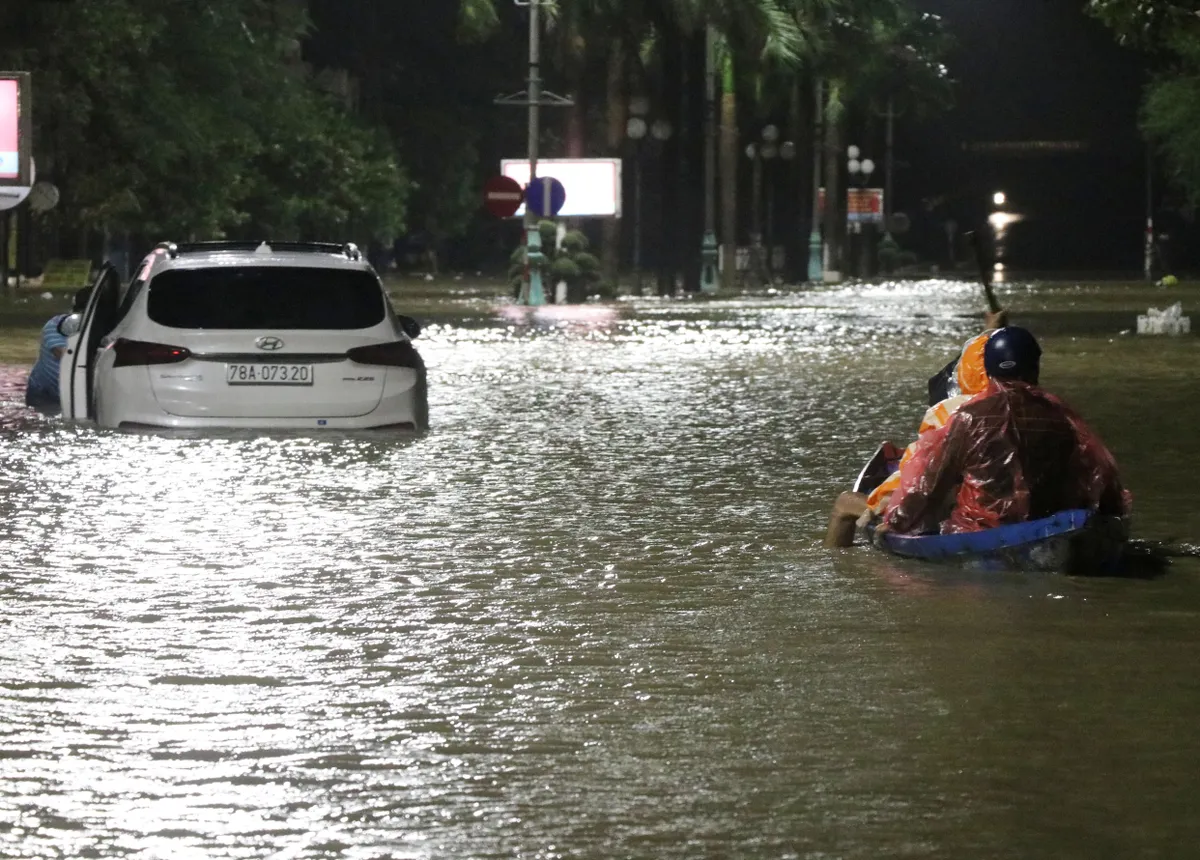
[862,327,995,517]
[824,309,1006,548]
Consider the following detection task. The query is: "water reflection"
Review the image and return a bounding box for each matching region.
[2,280,1200,858]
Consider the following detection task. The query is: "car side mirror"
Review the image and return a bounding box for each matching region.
[398,315,421,340]
[57,313,82,337]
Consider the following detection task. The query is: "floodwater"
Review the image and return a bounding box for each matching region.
[2,278,1200,859]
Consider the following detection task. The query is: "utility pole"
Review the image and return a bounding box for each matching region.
[878,93,900,267]
[522,0,545,306]
[700,24,719,293]
[1145,140,1154,282]
[494,0,572,306]
[884,95,895,235]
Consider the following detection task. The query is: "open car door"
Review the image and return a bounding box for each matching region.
[60,263,122,421]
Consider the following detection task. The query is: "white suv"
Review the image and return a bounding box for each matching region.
[59,241,428,431]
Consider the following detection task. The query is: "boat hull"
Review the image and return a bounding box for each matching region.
[854,442,1127,574]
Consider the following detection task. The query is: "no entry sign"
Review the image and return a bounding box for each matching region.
[483,175,524,218]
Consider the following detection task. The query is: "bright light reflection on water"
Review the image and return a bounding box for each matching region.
[3,279,1200,858]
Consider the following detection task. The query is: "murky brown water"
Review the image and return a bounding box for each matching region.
[2,278,1199,859]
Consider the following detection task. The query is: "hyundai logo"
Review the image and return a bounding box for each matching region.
[255,336,285,351]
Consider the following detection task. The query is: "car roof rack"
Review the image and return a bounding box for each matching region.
[154,240,362,261]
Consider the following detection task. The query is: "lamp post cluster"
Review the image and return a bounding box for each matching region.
[745,124,794,283]
[626,95,673,296]
[846,144,875,188]
[845,144,877,277]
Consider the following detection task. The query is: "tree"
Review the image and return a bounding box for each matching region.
[1087,0,1200,47]
[2,0,410,253]
[1090,0,1200,204]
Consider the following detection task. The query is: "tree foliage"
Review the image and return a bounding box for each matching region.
[1,0,950,266]
[2,0,409,245]
[1091,0,1200,203]
[1087,0,1200,48]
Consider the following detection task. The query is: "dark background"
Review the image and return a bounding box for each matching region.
[895,0,1193,275]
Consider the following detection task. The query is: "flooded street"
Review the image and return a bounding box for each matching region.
[3,278,1200,859]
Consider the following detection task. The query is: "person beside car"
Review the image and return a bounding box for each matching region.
[24,286,91,414]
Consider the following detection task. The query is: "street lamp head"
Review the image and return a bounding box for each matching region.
[780,141,796,160]
[993,191,1006,207]
[745,142,758,159]
[861,158,875,176]
[762,124,779,143]
[847,144,861,160]
[629,95,650,117]
[761,143,778,160]
[625,117,647,140]
[650,119,673,141]
[847,158,861,175]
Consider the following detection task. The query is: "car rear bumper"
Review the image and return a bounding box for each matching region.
[115,416,421,431]
[96,365,427,431]
[99,385,426,431]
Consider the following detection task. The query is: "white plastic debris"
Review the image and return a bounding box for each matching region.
[1137,301,1191,335]
[40,291,53,300]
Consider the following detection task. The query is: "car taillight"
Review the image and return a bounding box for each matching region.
[345,340,421,368]
[111,338,191,367]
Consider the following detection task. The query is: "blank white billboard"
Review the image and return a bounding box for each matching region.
[500,158,622,218]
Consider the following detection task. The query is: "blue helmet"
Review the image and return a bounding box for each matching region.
[984,326,1041,383]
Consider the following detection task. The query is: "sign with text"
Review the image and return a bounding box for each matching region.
[0,73,32,187]
[848,187,884,223]
[817,187,885,224]
[501,158,621,218]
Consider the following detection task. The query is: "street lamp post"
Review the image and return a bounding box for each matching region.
[521,0,545,306]
[494,0,573,307]
[626,98,671,297]
[762,139,777,276]
[649,117,673,295]
[700,24,720,294]
[747,124,782,285]
[626,97,649,296]
[808,79,824,282]
[846,145,875,277]
[761,138,795,278]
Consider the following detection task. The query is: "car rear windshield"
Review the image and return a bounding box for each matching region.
[146,266,386,329]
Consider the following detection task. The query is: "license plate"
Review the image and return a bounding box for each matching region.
[225,363,314,385]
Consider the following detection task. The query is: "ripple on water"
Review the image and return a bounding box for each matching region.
[3,282,1200,858]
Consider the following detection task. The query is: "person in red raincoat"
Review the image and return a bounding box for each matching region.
[823,310,1006,548]
[879,326,1131,537]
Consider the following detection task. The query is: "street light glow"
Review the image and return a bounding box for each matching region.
[993,191,1006,206]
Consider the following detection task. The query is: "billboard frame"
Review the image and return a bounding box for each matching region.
[500,157,622,219]
[0,72,32,188]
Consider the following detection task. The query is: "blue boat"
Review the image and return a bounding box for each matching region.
[853,442,1127,574]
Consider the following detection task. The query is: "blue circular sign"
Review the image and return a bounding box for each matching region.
[526,176,566,217]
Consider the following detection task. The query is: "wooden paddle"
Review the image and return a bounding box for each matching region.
[964,229,1001,314]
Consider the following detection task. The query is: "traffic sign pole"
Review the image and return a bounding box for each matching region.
[522,1,546,307]
[493,1,574,306]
